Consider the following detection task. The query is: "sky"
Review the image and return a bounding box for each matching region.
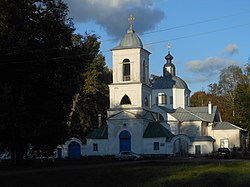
[64,0,250,94]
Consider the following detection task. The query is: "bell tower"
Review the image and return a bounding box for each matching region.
[108,15,152,115]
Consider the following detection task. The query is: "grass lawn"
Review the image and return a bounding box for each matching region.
[0,158,250,187]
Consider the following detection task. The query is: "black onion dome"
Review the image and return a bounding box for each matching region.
[165,52,173,61]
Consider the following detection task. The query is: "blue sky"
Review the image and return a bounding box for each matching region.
[64,0,250,94]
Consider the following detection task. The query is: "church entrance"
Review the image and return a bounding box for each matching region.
[68,141,81,158]
[119,130,131,152]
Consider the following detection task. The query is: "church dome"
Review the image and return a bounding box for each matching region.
[165,52,173,61]
[113,30,143,50]
[152,74,190,90]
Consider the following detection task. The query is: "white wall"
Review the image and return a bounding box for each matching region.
[189,141,214,155]
[211,129,240,150]
[86,139,108,156]
[143,138,173,155]
[107,118,148,155]
[180,121,202,137]
[152,88,187,109]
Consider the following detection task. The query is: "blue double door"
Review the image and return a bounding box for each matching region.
[119,130,131,152]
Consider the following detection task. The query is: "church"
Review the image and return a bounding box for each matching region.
[57,16,248,158]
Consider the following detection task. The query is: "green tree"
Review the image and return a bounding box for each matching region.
[234,84,250,131]
[234,63,250,131]
[0,0,82,163]
[208,65,244,122]
[70,35,112,137]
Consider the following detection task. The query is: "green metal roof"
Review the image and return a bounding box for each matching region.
[86,124,108,139]
[143,122,174,142]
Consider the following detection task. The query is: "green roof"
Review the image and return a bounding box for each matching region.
[143,122,174,142]
[86,124,108,139]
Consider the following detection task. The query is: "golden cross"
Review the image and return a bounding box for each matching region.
[128,15,135,31]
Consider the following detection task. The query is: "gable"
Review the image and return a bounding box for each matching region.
[108,111,141,120]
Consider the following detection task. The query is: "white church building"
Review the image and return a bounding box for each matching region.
[57,17,248,158]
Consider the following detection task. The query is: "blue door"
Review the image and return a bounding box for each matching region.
[119,130,131,152]
[68,141,81,158]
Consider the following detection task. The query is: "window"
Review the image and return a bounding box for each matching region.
[93,144,98,151]
[153,142,159,150]
[220,139,229,148]
[158,93,166,105]
[120,95,131,105]
[170,96,173,104]
[123,59,130,81]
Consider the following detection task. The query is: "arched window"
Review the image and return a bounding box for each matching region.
[120,95,131,105]
[123,59,130,81]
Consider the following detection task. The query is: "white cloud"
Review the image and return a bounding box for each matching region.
[184,76,214,84]
[186,57,239,76]
[64,0,165,38]
[223,44,239,56]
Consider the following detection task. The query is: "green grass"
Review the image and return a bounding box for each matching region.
[147,161,250,187]
[1,159,250,187]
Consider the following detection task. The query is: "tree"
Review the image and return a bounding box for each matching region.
[234,84,250,131]
[234,63,250,131]
[190,91,209,107]
[70,35,112,137]
[208,65,244,122]
[0,0,81,164]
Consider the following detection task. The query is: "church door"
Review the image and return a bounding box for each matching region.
[119,130,131,152]
[68,141,81,158]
